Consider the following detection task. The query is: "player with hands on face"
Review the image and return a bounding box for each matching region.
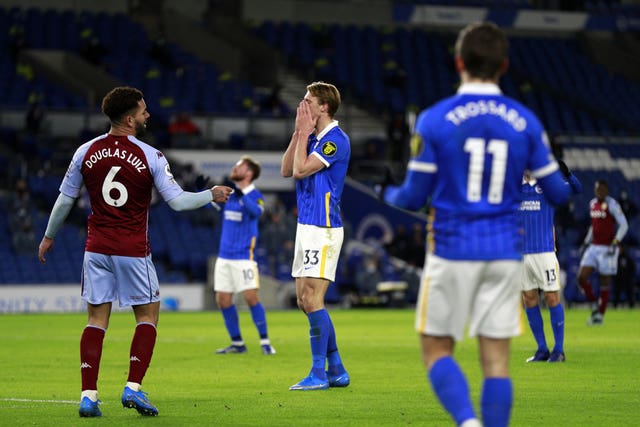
[281,81,351,391]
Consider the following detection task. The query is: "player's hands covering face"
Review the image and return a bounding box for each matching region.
[295,100,316,135]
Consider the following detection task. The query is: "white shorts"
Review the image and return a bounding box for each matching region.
[292,224,343,282]
[580,244,618,276]
[521,252,561,292]
[214,258,260,293]
[82,251,160,308]
[415,255,522,342]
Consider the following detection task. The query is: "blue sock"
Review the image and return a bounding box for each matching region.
[428,356,477,425]
[308,309,329,380]
[326,315,345,376]
[249,303,268,339]
[525,305,548,352]
[221,305,242,342]
[549,304,565,353]
[481,378,512,427]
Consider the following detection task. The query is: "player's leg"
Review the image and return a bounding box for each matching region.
[243,289,275,354]
[116,254,160,416]
[578,246,598,306]
[479,336,513,427]
[522,289,549,362]
[290,225,346,390]
[120,301,159,416]
[596,274,612,320]
[290,277,331,390]
[545,291,565,362]
[326,314,349,387]
[79,302,111,417]
[589,248,617,325]
[578,265,597,301]
[418,256,480,426]
[79,252,117,417]
[214,259,246,353]
[424,335,479,427]
[474,260,521,427]
[216,291,246,353]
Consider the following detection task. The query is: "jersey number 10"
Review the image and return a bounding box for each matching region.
[464,138,508,204]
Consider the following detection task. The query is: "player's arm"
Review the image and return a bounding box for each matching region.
[532,164,571,206]
[610,201,629,244]
[39,193,76,263]
[557,160,582,195]
[167,186,232,211]
[383,166,433,211]
[281,132,297,178]
[239,191,264,218]
[583,226,593,245]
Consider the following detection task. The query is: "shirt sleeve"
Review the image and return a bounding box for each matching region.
[239,188,264,218]
[44,193,76,238]
[610,199,629,242]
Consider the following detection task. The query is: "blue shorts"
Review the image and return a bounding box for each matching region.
[82,251,160,308]
[580,244,618,276]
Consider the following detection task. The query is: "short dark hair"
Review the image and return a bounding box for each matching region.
[241,155,261,182]
[307,81,341,117]
[102,86,144,123]
[455,22,508,80]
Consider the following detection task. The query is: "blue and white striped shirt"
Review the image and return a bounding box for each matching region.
[384,83,572,260]
[218,184,264,260]
[296,121,350,228]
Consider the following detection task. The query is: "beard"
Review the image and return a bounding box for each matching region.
[135,121,147,138]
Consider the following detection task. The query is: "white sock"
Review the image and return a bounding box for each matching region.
[460,418,482,427]
[126,381,141,392]
[81,390,98,402]
[260,338,271,346]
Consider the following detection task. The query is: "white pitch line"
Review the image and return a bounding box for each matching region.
[0,398,80,405]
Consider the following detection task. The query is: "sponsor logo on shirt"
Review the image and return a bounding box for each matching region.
[224,211,243,222]
[520,200,541,211]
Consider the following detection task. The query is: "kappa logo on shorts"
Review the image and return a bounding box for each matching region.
[322,141,337,157]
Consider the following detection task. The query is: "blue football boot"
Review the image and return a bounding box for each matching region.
[548,351,566,362]
[289,372,329,391]
[216,344,247,354]
[327,370,350,387]
[526,349,550,363]
[121,386,158,416]
[78,397,102,417]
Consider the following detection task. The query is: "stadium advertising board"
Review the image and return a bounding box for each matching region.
[0,285,205,314]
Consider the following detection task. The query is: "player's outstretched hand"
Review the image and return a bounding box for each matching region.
[211,185,233,203]
[194,174,210,191]
[558,160,571,179]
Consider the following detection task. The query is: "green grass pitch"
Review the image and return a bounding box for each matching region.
[1,308,639,426]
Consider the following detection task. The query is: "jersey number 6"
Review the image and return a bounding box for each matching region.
[102,166,129,207]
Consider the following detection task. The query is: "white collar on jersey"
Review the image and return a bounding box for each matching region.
[457,82,502,95]
[316,120,339,140]
[241,183,256,195]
